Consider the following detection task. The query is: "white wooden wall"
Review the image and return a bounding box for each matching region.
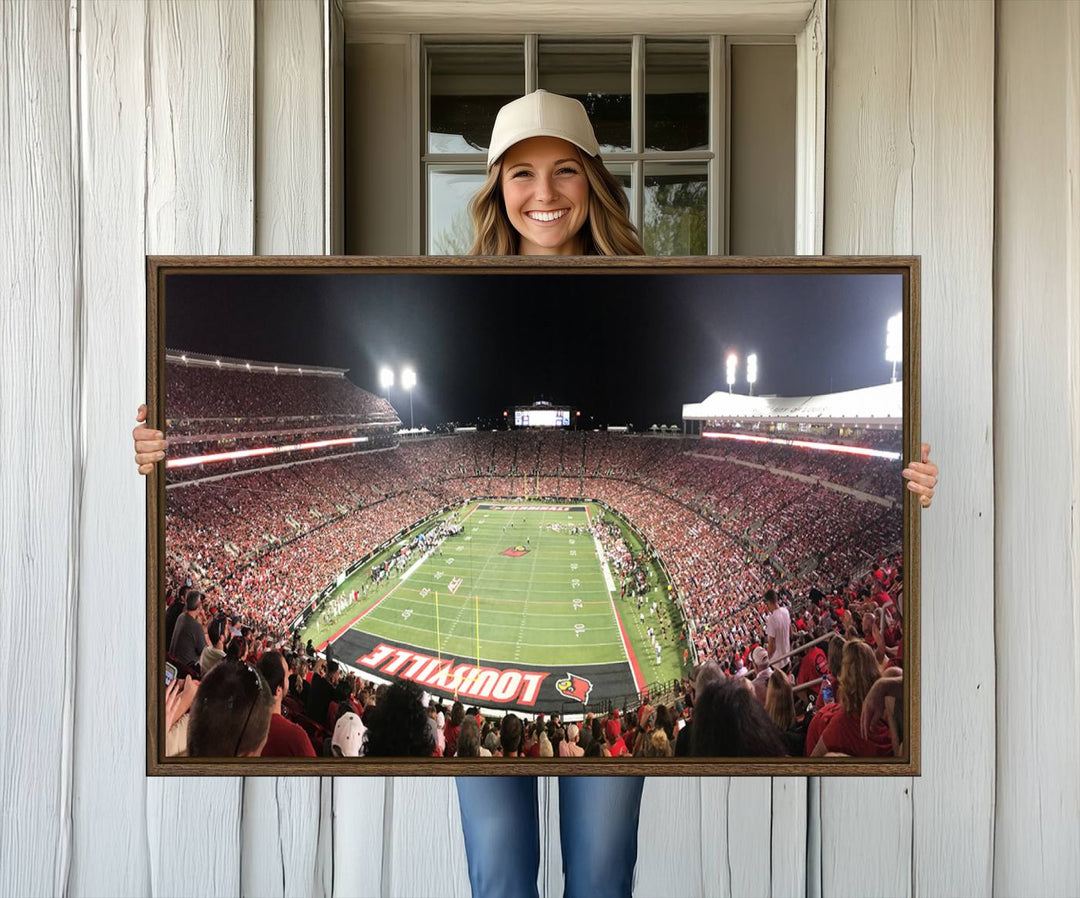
[1,1,1077,896]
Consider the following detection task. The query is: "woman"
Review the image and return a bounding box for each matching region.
[807,639,893,757]
[689,678,788,757]
[133,89,940,898]
[764,668,812,757]
[444,700,465,758]
[456,716,483,758]
[451,90,648,898]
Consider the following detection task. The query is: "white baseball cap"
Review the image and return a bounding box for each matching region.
[332,712,366,757]
[486,90,601,169]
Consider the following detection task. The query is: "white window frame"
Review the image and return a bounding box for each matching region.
[413,0,825,256]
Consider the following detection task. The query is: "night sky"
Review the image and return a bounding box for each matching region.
[165,271,904,429]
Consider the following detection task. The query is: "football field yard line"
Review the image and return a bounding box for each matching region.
[343,502,631,668]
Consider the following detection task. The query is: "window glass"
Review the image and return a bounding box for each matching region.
[428,167,487,254]
[643,163,708,255]
[538,41,632,153]
[428,44,525,154]
[645,40,709,152]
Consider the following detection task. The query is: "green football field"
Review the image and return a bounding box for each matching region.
[303,500,688,683]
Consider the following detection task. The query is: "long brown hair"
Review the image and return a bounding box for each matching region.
[765,670,795,731]
[838,640,880,714]
[468,150,644,256]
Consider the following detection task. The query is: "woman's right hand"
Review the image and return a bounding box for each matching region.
[133,403,167,474]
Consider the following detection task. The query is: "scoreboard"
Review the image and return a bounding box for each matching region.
[515,408,571,427]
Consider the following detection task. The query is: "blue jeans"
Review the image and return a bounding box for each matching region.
[455,775,646,898]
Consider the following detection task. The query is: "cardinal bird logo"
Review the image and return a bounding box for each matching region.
[555,672,593,704]
[501,545,529,557]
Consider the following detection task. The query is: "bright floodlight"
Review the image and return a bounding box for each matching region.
[379,367,394,389]
[885,313,902,362]
[726,353,738,393]
[886,312,902,382]
[402,368,417,390]
[747,353,758,396]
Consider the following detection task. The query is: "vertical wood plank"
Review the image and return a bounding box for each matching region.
[254,0,324,256]
[144,2,254,895]
[240,3,329,897]
[771,777,808,897]
[825,3,997,898]
[822,3,915,894]
[70,1,152,894]
[994,2,1080,894]
[0,1,77,895]
[633,777,707,898]
[697,778,775,898]
[332,777,385,898]
[384,777,471,898]
[908,3,995,896]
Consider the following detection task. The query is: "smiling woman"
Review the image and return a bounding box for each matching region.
[466,90,644,257]
[500,137,591,255]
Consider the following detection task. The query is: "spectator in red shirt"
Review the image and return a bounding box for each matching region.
[606,726,628,758]
[795,633,830,704]
[257,651,316,758]
[444,701,465,758]
[809,640,892,757]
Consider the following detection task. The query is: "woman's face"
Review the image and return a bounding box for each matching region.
[499,136,590,255]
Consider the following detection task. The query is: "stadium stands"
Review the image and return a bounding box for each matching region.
[162,357,907,758]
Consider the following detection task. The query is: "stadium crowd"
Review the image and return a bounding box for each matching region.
[165,566,906,760]
[167,428,902,646]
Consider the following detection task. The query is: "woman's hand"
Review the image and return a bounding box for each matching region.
[133,403,167,475]
[902,442,938,508]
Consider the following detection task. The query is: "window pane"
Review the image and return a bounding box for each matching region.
[428,44,524,154]
[538,41,632,153]
[643,163,707,255]
[428,167,487,254]
[645,40,709,152]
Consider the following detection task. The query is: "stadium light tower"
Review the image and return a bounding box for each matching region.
[402,367,417,429]
[885,313,902,383]
[747,353,758,396]
[379,366,394,401]
[726,353,738,394]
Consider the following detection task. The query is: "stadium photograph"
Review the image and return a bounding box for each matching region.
[155,262,913,766]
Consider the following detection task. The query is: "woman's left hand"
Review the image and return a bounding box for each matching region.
[902,442,938,508]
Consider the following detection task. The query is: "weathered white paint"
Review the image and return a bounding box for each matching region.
[255,0,325,256]
[823,4,996,898]
[0,1,77,896]
[144,2,253,895]
[244,4,330,897]
[4,2,1079,897]
[821,6,916,889]
[994,2,1080,895]
[70,1,152,895]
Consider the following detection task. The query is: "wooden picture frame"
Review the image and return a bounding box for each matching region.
[147,255,920,776]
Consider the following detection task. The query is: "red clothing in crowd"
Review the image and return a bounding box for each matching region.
[608,736,628,758]
[818,710,893,757]
[444,723,461,758]
[796,646,829,703]
[804,703,892,757]
[261,713,317,757]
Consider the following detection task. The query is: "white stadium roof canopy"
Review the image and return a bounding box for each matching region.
[682,381,901,428]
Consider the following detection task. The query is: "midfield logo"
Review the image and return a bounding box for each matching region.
[501,545,529,557]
